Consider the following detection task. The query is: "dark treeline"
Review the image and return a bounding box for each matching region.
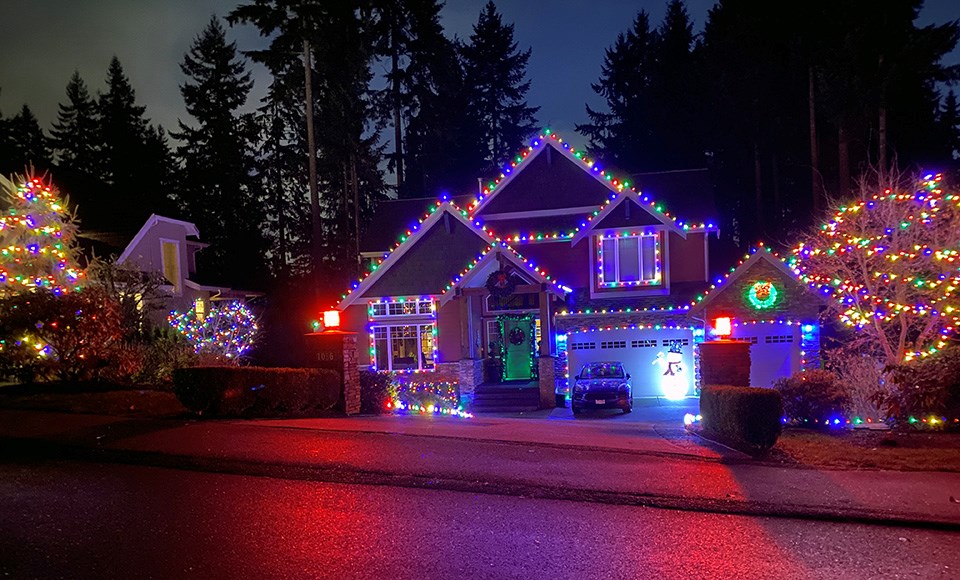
[0,0,958,297]
[579,0,960,250]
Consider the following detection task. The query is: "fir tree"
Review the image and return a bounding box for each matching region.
[174,16,266,288]
[0,173,83,296]
[96,57,151,232]
[461,1,539,168]
[577,11,657,172]
[3,105,52,175]
[51,71,100,176]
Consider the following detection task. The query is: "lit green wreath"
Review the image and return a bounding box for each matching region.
[747,280,778,309]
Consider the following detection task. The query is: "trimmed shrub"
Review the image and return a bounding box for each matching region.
[360,370,393,414]
[882,347,960,427]
[173,366,339,418]
[700,385,783,456]
[773,370,848,423]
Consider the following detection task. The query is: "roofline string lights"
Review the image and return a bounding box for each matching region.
[558,244,797,317]
[468,129,718,236]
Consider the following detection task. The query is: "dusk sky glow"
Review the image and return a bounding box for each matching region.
[1,0,959,151]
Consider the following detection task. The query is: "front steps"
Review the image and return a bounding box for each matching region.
[468,381,540,413]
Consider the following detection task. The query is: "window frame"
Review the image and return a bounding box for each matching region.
[370,322,437,372]
[596,233,661,288]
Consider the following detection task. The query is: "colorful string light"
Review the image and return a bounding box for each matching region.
[0,176,83,295]
[169,301,259,359]
[791,173,960,361]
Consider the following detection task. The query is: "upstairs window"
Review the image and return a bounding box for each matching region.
[597,233,660,288]
[369,298,435,317]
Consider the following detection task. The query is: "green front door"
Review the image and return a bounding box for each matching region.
[502,317,533,381]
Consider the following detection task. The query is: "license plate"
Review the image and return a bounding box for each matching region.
[594,399,605,405]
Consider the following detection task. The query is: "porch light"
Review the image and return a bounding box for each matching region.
[323,310,341,329]
[714,317,732,337]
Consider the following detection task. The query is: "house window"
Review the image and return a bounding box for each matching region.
[369,298,435,317]
[597,234,660,287]
[600,340,626,349]
[161,240,181,294]
[371,323,436,371]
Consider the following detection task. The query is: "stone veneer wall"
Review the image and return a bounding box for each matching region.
[538,356,556,409]
[342,334,361,415]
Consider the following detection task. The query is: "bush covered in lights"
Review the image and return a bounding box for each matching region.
[700,385,783,456]
[169,301,259,362]
[387,378,470,418]
[791,172,960,365]
[0,174,84,297]
[880,347,960,428]
[0,287,124,383]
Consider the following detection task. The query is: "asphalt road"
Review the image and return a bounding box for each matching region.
[1,461,957,579]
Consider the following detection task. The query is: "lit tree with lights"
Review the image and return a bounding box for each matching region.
[169,301,259,362]
[791,170,960,366]
[0,174,83,297]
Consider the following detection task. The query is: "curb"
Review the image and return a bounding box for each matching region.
[3,436,959,532]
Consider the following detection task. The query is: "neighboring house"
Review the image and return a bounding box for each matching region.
[81,214,259,324]
[336,130,821,402]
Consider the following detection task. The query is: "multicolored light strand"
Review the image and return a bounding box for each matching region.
[791,173,960,361]
[169,300,259,359]
[0,176,83,295]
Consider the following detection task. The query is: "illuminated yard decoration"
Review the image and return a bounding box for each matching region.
[0,175,83,296]
[169,301,259,360]
[386,379,472,418]
[791,173,960,364]
[653,341,689,400]
[747,280,778,309]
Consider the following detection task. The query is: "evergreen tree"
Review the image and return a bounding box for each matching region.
[939,90,960,160]
[96,56,152,232]
[2,105,52,175]
[51,71,100,176]
[461,1,538,168]
[577,11,657,172]
[648,0,702,170]
[230,1,387,288]
[174,16,266,288]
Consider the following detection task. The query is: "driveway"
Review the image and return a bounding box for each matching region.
[488,396,700,427]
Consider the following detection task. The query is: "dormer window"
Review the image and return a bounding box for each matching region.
[597,233,660,288]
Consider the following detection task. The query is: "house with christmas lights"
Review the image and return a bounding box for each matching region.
[334,130,822,406]
[81,214,260,324]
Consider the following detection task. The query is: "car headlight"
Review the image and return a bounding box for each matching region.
[574,383,586,393]
[617,383,628,392]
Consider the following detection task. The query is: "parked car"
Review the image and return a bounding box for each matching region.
[571,361,633,414]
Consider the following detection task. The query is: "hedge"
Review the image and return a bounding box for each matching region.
[359,370,393,414]
[173,366,340,418]
[700,385,783,456]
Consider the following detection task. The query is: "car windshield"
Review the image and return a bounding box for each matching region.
[580,362,624,379]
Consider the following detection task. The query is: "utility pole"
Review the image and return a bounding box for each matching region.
[304,38,322,281]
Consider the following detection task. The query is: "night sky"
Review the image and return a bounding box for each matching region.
[2,0,959,152]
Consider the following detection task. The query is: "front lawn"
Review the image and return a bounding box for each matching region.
[768,428,960,472]
[0,384,186,418]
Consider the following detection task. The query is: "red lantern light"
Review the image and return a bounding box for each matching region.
[323,310,340,329]
[715,317,732,337]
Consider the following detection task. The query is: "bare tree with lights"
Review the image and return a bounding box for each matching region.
[791,168,960,366]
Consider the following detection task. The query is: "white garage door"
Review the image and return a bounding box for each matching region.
[729,325,801,387]
[567,328,696,399]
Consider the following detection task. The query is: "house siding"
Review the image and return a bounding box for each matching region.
[668,232,706,283]
[510,241,591,288]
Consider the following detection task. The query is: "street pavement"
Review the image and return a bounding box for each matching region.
[1,460,958,579]
[1,409,959,527]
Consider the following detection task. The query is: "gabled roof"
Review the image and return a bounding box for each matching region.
[570,189,686,245]
[338,201,493,308]
[360,194,474,253]
[468,130,715,243]
[689,246,806,313]
[116,214,201,265]
[438,244,572,306]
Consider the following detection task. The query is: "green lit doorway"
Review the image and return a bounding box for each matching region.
[499,314,535,381]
